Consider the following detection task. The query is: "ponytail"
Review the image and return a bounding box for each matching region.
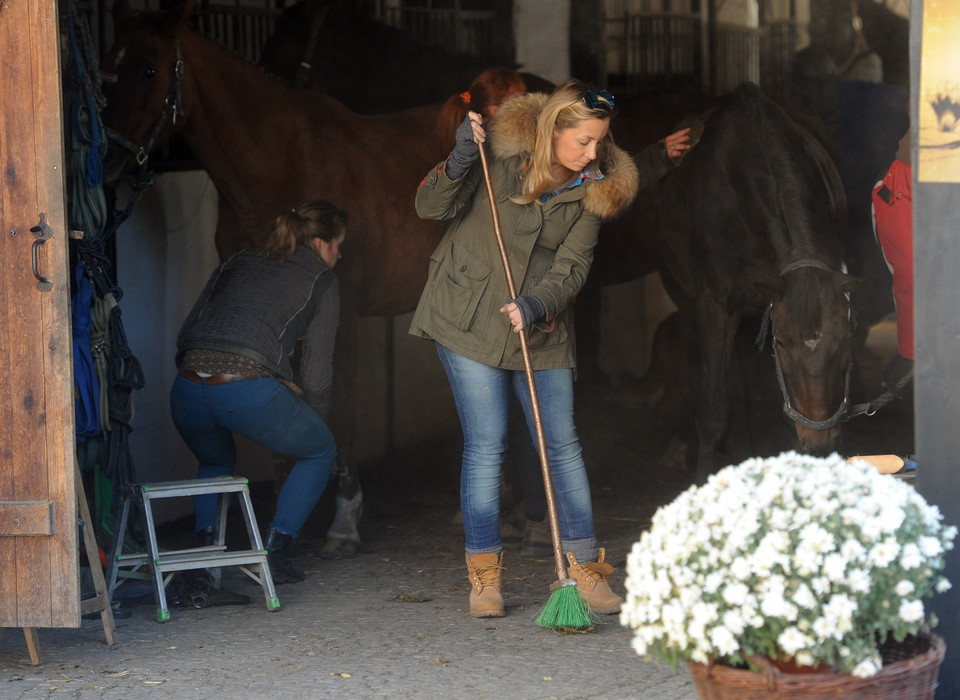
[263,200,347,262]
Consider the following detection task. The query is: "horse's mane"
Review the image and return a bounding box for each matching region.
[751,87,846,267]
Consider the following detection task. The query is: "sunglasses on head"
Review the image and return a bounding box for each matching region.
[583,89,615,110]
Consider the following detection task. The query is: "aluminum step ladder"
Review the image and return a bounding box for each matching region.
[106,476,280,622]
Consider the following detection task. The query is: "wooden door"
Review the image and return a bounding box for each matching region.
[0,0,79,628]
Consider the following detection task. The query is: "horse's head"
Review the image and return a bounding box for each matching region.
[760,263,860,456]
[100,0,195,184]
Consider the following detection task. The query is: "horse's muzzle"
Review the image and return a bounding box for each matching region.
[796,424,841,456]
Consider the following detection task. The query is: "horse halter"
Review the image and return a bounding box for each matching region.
[103,39,185,168]
[757,258,852,432]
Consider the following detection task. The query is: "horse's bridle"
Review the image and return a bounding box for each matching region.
[102,39,185,168]
[756,258,852,432]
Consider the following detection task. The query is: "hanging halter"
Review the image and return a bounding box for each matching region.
[756,258,852,432]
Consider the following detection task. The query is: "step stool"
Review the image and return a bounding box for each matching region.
[106,476,280,622]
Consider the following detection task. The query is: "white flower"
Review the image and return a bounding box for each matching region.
[710,625,739,656]
[847,568,871,594]
[868,537,901,568]
[722,609,748,636]
[852,657,882,678]
[823,553,847,582]
[722,582,749,607]
[919,536,943,558]
[894,580,916,597]
[900,543,924,570]
[792,583,816,609]
[899,599,925,623]
[778,627,809,655]
[935,578,952,594]
[728,556,751,581]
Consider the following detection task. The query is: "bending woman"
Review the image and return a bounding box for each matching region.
[170,200,346,584]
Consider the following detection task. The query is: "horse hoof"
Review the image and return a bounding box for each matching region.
[318,537,359,559]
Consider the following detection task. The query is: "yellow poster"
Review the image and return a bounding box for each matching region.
[918,0,960,182]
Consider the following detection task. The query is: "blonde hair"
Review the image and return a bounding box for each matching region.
[263,200,347,262]
[517,79,615,204]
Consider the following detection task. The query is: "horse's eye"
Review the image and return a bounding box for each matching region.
[144,68,157,79]
[774,337,788,349]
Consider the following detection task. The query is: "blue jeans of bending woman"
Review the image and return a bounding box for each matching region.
[170,375,337,538]
[437,344,597,561]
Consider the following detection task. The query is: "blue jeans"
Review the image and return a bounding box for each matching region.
[436,344,596,559]
[170,375,336,538]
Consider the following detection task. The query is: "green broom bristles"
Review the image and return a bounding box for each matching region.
[535,580,595,632]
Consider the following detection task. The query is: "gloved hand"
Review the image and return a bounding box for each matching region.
[445,114,481,180]
[509,294,546,331]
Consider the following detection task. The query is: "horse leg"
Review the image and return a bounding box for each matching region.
[694,299,738,483]
[319,289,363,559]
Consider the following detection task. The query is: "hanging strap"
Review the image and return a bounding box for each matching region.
[72,262,102,440]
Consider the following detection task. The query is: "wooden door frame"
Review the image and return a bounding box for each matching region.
[0,0,79,628]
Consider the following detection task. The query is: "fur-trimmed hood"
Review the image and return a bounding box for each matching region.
[487,92,640,220]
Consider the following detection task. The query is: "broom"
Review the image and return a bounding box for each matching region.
[476,137,594,632]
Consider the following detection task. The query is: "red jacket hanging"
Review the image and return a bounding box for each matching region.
[871,158,914,360]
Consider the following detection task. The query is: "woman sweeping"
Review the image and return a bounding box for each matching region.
[411,80,690,618]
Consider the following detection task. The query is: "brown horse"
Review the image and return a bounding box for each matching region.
[101,0,448,556]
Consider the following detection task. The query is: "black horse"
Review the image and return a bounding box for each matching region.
[657,83,859,482]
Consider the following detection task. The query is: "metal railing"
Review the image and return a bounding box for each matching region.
[193,5,283,64]
[373,1,498,61]
[607,10,797,97]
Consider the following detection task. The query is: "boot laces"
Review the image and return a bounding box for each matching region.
[471,562,504,589]
[584,560,613,582]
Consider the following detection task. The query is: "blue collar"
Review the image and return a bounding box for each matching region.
[539,167,605,203]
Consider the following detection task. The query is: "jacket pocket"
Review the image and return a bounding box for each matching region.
[437,241,491,331]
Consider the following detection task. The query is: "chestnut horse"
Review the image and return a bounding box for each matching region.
[101,0,448,557]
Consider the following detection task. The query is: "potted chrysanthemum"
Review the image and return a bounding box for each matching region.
[620,452,955,698]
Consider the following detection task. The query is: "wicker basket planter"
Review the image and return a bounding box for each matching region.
[687,632,945,700]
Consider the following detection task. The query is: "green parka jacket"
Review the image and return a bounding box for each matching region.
[410,92,665,371]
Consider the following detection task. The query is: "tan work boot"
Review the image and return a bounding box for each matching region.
[566,548,624,614]
[465,552,505,618]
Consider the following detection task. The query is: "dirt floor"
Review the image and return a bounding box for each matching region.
[0,321,914,699]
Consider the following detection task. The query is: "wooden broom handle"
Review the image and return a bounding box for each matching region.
[477,142,569,582]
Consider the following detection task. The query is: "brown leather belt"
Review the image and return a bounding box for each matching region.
[180,370,258,385]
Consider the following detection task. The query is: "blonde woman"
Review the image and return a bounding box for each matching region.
[412,80,689,617]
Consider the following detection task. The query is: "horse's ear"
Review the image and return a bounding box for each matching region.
[164,0,197,29]
[112,0,135,30]
[755,277,786,301]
